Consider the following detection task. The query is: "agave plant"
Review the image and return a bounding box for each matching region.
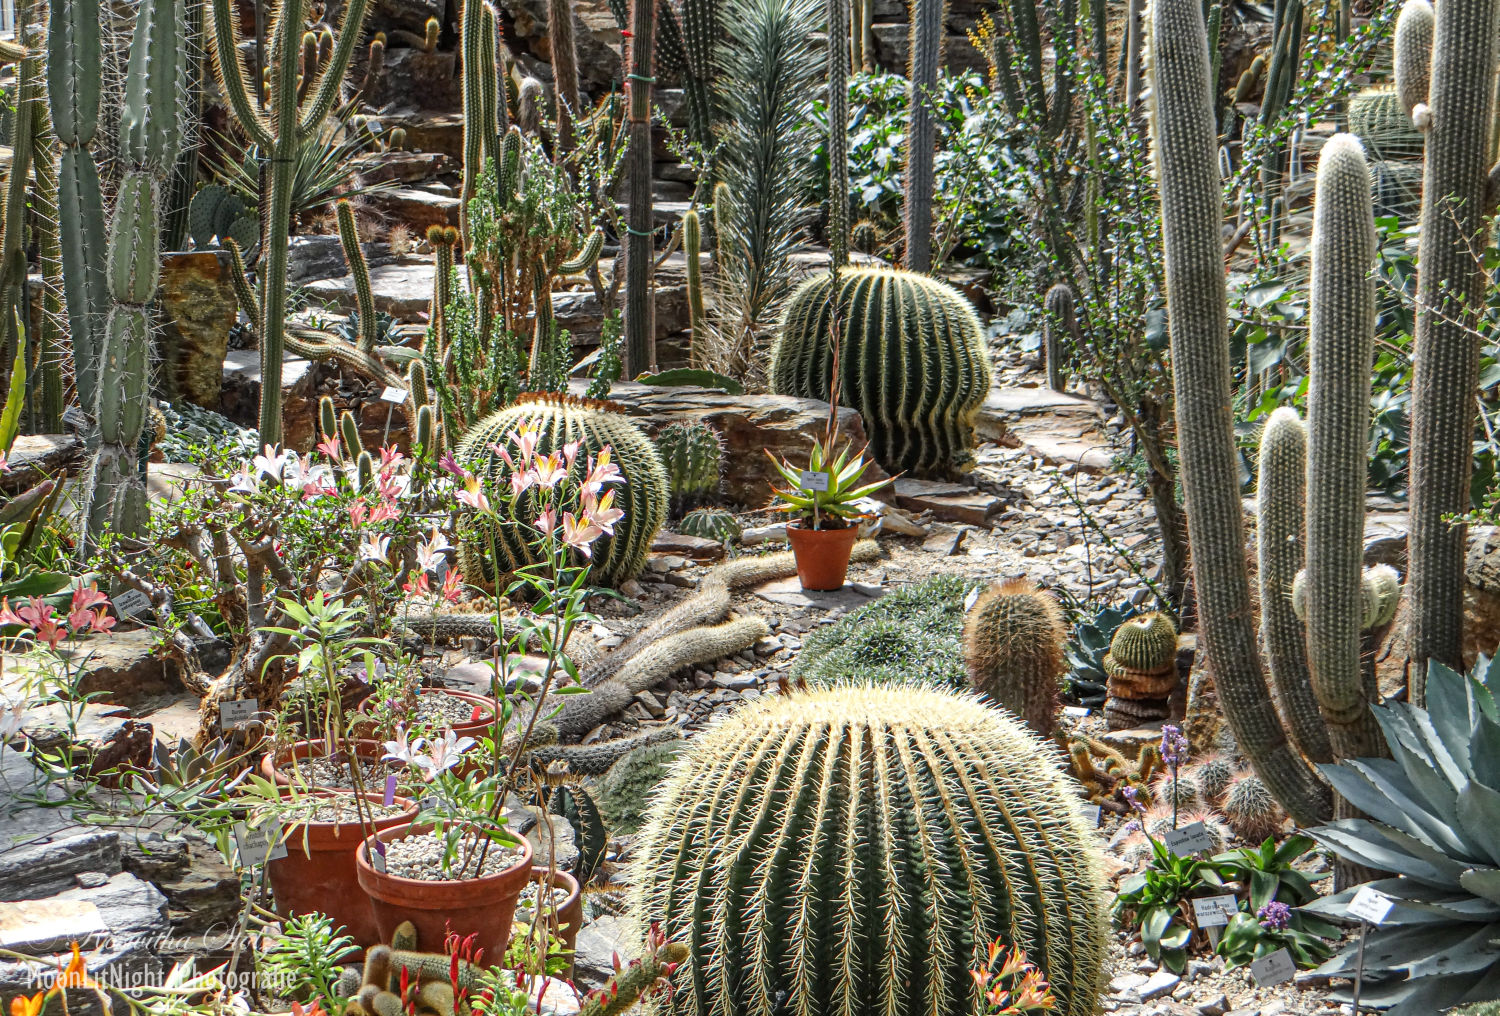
[1304,657,1500,1014]
[1063,603,1141,707]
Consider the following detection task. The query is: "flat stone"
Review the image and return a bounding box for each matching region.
[1196,996,1228,1016]
[741,523,788,545]
[1138,971,1180,1001]
[753,576,884,610]
[20,703,154,783]
[1111,973,1150,994]
[366,187,461,232]
[0,831,121,902]
[1,434,83,495]
[352,149,453,185]
[571,915,640,993]
[303,259,438,321]
[893,477,1003,526]
[1098,722,1166,758]
[922,526,967,555]
[0,873,169,995]
[711,672,758,692]
[64,628,183,705]
[651,530,725,561]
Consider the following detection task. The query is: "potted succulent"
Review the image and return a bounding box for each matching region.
[768,439,890,590]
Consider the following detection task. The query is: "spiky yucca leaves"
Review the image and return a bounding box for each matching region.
[677,507,741,544]
[1304,658,1500,1014]
[962,577,1067,736]
[1347,88,1425,161]
[455,396,668,587]
[708,0,821,378]
[1221,772,1286,844]
[1407,0,1500,697]
[1148,0,1330,824]
[1393,0,1432,121]
[653,421,723,507]
[769,267,992,476]
[633,685,1109,1015]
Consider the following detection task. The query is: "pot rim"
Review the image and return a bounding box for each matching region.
[276,789,419,839]
[356,820,534,892]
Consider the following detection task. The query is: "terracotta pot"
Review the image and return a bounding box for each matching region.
[786,522,860,590]
[520,867,583,971]
[267,791,418,948]
[259,739,388,789]
[352,688,499,740]
[355,822,533,959]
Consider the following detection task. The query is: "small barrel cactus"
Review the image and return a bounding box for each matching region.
[1103,613,1178,731]
[653,420,724,507]
[768,267,993,477]
[455,395,669,587]
[1183,754,1234,807]
[961,577,1067,736]
[1221,771,1287,844]
[1107,612,1179,674]
[1291,564,1404,633]
[633,685,1108,1015]
[676,507,741,545]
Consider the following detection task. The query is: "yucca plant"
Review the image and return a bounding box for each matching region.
[1304,657,1500,1014]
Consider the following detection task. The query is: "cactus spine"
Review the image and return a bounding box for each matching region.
[677,506,741,544]
[80,0,187,540]
[961,578,1066,736]
[455,395,668,586]
[769,267,992,476]
[1221,772,1286,844]
[1148,0,1330,824]
[632,685,1109,1015]
[1406,0,1499,699]
[208,0,371,447]
[0,0,38,409]
[653,420,723,507]
[903,0,946,272]
[1393,0,1432,122]
[1255,407,1333,765]
[1305,133,1385,761]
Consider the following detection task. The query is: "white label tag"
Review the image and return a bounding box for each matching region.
[233,822,287,866]
[219,699,258,728]
[1163,821,1215,857]
[61,405,92,429]
[418,796,437,812]
[798,470,830,492]
[1249,948,1296,986]
[1347,886,1395,925]
[380,386,409,404]
[1079,804,1101,827]
[1062,705,1091,717]
[111,588,152,618]
[1191,893,1240,928]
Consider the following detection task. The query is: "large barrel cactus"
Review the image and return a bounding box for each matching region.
[768,267,993,477]
[455,395,668,587]
[632,684,1108,1016]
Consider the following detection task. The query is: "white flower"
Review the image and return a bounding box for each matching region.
[252,445,288,482]
[415,529,452,574]
[358,535,392,564]
[382,725,427,767]
[228,467,260,495]
[0,697,24,743]
[421,729,475,779]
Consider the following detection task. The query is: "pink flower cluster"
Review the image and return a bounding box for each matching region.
[0,586,116,649]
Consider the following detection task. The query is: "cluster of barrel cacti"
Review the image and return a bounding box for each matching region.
[1101,612,1178,731]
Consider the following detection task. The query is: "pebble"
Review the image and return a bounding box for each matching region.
[712,672,758,692]
[1137,971,1180,1002]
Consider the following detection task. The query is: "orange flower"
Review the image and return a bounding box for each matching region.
[53,943,102,992]
[10,992,44,1016]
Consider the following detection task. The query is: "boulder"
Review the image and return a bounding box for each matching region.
[0,831,121,902]
[370,0,442,35]
[365,186,461,233]
[156,252,237,410]
[579,380,890,507]
[66,628,184,705]
[493,0,623,95]
[1,434,83,495]
[571,914,641,993]
[20,703,154,785]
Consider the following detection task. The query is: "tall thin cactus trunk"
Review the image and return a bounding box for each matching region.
[623,0,656,376]
[826,0,849,268]
[1148,0,1331,825]
[902,0,945,272]
[547,0,581,153]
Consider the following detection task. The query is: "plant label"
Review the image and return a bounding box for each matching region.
[799,470,830,492]
[380,385,408,404]
[1347,886,1395,925]
[383,774,397,807]
[61,405,92,429]
[1191,893,1240,928]
[111,588,152,618]
[1062,705,1091,717]
[1250,948,1296,987]
[1079,804,1101,827]
[418,796,437,812]
[233,822,287,866]
[1163,821,1215,857]
[219,699,258,728]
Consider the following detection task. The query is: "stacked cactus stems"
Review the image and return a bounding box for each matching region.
[961,577,1067,737]
[1147,0,1332,826]
[455,395,668,587]
[1402,0,1499,701]
[206,0,371,447]
[902,0,946,272]
[769,267,992,477]
[632,685,1109,1015]
[76,0,187,542]
[1101,612,1177,731]
[652,420,723,511]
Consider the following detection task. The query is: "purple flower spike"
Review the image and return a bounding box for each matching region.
[1160,724,1189,768]
[1258,901,1291,931]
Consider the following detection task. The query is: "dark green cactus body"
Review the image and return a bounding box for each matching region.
[455,396,668,586]
[1347,88,1424,161]
[903,0,946,271]
[677,507,741,544]
[1305,133,1384,761]
[769,267,992,477]
[1406,0,1500,697]
[1255,407,1333,765]
[1147,0,1330,824]
[632,685,1109,1015]
[654,420,723,504]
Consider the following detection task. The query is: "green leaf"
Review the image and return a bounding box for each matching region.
[634,368,746,394]
[0,331,24,454]
[0,572,71,599]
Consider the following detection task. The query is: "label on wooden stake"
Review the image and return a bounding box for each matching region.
[219,699,258,728]
[1191,894,1240,928]
[1079,804,1101,827]
[1250,948,1296,987]
[233,822,287,866]
[1163,821,1215,857]
[798,470,830,492]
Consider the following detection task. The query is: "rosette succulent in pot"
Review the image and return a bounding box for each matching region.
[1304,657,1500,1014]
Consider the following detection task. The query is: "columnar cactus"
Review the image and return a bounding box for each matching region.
[902,0,947,272]
[1147,0,1330,824]
[1305,133,1384,762]
[460,0,502,238]
[653,420,723,506]
[455,395,669,586]
[961,577,1067,736]
[1393,0,1432,121]
[825,0,850,268]
[1405,0,1499,698]
[682,210,707,355]
[1043,282,1078,393]
[623,0,657,376]
[769,267,992,476]
[1255,407,1332,764]
[547,0,582,151]
[81,0,188,539]
[632,685,1109,1015]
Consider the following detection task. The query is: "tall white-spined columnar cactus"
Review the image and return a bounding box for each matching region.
[1405,0,1499,699]
[1147,0,1331,824]
[1304,133,1386,763]
[80,0,188,540]
[1393,0,1432,122]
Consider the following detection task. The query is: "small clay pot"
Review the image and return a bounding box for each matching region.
[259,739,389,789]
[355,822,533,960]
[518,867,583,976]
[266,791,417,949]
[786,522,860,591]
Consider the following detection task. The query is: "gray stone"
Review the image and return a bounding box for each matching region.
[21,704,155,783]
[366,187,461,232]
[1,435,83,495]
[894,477,1004,526]
[65,628,183,705]
[1137,971,1180,1001]
[0,873,170,994]
[571,915,641,993]
[0,831,121,902]
[754,576,884,610]
[1196,995,1229,1016]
